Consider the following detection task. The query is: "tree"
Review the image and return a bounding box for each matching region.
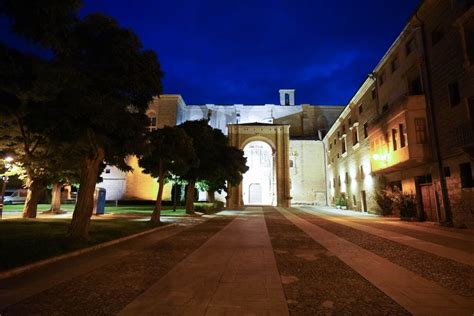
[202,145,248,203]
[0,0,84,218]
[44,144,83,214]
[49,14,163,239]
[0,44,60,218]
[179,120,247,213]
[139,126,195,224]
[179,120,221,213]
[0,0,81,52]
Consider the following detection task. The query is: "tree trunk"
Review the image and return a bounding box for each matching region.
[22,177,45,218]
[151,160,165,225]
[207,190,215,203]
[185,179,196,214]
[172,184,178,212]
[50,183,63,213]
[68,148,104,240]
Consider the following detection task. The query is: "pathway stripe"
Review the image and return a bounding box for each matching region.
[298,207,474,267]
[277,207,474,316]
[309,206,474,242]
[119,207,289,316]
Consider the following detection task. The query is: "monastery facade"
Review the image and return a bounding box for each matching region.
[99,90,343,206]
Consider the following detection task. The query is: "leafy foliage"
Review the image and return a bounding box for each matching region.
[139,126,196,181]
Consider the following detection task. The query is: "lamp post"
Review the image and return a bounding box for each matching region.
[0,156,14,219]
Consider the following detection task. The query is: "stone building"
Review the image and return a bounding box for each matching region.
[99,91,343,206]
[325,0,474,227]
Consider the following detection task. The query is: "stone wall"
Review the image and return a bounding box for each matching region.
[289,140,326,205]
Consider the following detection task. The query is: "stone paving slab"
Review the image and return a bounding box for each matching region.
[299,207,474,266]
[277,207,474,316]
[119,208,288,316]
[307,206,474,241]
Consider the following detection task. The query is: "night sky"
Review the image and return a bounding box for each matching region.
[1,0,419,105]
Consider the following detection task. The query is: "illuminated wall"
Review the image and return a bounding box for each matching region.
[289,140,326,205]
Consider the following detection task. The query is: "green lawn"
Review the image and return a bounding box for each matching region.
[0,218,165,271]
[2,204,187,216]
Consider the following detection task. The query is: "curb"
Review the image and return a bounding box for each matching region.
[0,223,177,280]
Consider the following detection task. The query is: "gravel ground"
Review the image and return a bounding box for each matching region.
[350,219,474,253]
[2,216,234,316]
[263,207,409,315]
[292,208,474,297]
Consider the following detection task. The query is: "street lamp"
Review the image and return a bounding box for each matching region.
[0,156,14,219]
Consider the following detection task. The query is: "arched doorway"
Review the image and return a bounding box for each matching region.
[226,123,290,208]
[242,141,276,205]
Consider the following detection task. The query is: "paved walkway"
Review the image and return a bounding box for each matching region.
[120,208,288,315]
[279,207,474,315]
[297,207,474,266]
[2,207,474,315]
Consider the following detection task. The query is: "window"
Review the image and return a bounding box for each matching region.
[392,128,398,151]
[415,118,427,144]
[338,176,341,186]
[359,104,363,114]
[285,93,290,105]
[405,38,415,56]
[345,172,350,184]
[105,169,111,174]
[390,57,398,73]
[329,143,332,150]
[348,118,352,126]
[342,138,346,154]
[463,17,474,64]
[399,124,407,148]
[379,72,385,86]
[371,88,377,100]
[444,166,451,177]
[290,160,294,168]
[468,97,474,120]
[342,124,346,134]
[149,116,157,127]
[364,122,369,139]
[448,81,461,107]
[409,77,423,95]
[334,138,337,145]
[382,103,389,112]
[460,162,473,188]
[360,165,365,178]
[352,127,358,146]
[333,177,336,188]
[431,26,444,47]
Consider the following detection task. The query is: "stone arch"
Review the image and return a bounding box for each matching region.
[226,123,291,208]
[240,135,277,153]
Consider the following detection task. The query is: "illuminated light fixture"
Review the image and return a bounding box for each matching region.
[4,157,13,163]
[373,154,380,160]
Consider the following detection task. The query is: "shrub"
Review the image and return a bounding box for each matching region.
[396,193,417,219]
[374,187,397,216]
[335,193,347,208]
[194,201,224,215]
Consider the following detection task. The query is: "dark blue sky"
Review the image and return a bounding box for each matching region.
[1,1,419,105]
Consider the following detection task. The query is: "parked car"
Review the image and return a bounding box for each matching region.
[3,189,27,205]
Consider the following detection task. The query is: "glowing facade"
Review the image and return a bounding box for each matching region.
[99,90,343,206]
